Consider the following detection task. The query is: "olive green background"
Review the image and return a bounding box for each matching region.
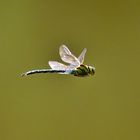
[0,0,140,140]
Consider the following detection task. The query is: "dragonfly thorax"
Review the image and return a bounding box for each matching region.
[72,64,95,77]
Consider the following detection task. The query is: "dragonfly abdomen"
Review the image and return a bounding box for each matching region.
[21,69,66,76]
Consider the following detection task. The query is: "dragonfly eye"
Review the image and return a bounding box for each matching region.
[88,66,95,75]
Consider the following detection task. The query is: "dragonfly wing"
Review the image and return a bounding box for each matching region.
[78,48,87,64]
[48,61,68,70]
[59,45,80,67]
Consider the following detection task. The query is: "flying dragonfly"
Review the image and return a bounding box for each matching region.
[21,45,95,77]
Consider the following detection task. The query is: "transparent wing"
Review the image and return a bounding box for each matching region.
[48,61,68,70]
[78,48,87,64]
[59,45,80,67]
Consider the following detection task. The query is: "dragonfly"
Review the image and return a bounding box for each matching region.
[21,45,95,77]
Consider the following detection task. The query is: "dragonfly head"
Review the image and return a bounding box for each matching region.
[88,66,95,76]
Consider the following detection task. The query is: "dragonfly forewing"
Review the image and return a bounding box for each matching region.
[59,45,80,67]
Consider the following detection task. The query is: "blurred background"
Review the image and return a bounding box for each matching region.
[0,0,140,140]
